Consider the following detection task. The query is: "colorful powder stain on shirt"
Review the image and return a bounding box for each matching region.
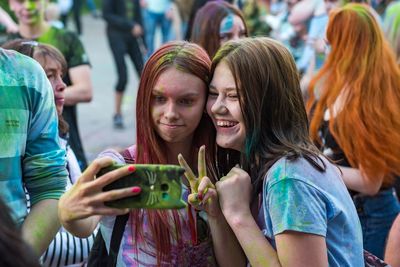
[258,156,364,266]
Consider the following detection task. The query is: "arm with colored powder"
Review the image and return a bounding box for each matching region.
[178,146,246,267]
[22,63,68,255]
[22,200,60,255]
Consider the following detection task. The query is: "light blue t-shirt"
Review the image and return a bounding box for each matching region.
[296,14,328,72]
[259,157,364,266]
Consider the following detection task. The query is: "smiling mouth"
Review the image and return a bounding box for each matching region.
[216,120,238,128]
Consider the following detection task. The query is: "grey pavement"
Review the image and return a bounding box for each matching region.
[74,15,139,162]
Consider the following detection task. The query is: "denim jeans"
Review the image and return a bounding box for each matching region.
[353,188,400,259]
[144,10,171,58]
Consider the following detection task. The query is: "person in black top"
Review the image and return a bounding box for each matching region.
[103,0,144,128]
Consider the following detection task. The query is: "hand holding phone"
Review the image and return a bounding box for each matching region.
[98,164,187,209]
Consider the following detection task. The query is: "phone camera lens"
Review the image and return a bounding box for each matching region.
[161,183,169,191]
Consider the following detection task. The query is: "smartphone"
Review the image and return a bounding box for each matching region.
[97,164,187,209]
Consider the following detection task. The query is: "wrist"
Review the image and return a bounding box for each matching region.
[223,208,253,228]
[207,208,225,223]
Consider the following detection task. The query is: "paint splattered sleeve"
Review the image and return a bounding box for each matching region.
[23,61,68,206]
[266,178,329,237]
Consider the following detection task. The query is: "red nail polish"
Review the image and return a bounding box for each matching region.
[128,166,136,172]
[198,193,203,201]
[131,187,141,193]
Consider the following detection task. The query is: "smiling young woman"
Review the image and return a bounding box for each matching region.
[208,37,364,266]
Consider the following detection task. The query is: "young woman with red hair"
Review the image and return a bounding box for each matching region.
[308,3,400,259]
[58,41,242,266]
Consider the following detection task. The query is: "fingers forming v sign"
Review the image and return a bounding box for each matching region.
[178,146,216,205]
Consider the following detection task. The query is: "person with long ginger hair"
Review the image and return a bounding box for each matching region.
[307,3,400,259]
[58,41,243,266]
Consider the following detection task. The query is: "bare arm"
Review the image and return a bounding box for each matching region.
[22,199,60,256]
[288,0,318,25]
[226,212,328,267]
[339,165,383,196]
[64,65,93,106]
[226,211,281,267]
[0,7,18,33]
[385,214,400,267]
[206,194,246,267]
[217,167,329,267]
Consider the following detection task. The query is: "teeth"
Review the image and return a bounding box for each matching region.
[217,121,237,127]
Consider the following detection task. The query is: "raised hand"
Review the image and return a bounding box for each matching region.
[178,146,221,217]
[216,166,252,220]
[58,157,142,224]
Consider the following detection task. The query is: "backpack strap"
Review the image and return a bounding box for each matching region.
[88,147,134,267]
[121,145,136,164]
[107,213,129,267]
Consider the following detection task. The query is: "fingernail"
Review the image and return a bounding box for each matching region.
[131,187,141,193]
[198,192,203,201]
[128,165,136,172]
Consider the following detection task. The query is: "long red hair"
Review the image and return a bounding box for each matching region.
[134,41,215,264]
[308,3,400,184]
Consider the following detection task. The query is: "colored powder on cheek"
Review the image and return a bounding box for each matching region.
[220,14,234,34]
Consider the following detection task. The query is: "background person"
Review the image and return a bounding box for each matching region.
[102,0,144,129]
[190,1,248,58]
[308,3,400,258]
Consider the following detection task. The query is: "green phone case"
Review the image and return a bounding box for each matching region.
[98,164,187,209]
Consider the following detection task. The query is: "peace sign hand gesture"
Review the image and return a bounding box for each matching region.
[178,146,221,218]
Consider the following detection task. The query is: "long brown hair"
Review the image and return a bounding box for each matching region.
[212,37,325,197]
[134,41,215,264]
[308,4,400,184]
[190,1,248,59]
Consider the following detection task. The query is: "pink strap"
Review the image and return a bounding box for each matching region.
[127,145,136,160]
